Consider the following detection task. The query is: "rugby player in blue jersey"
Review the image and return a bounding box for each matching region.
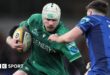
[49,0,110,75]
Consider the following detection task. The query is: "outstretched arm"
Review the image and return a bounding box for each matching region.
[48,26,83,43]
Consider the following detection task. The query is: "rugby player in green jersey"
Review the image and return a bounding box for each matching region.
[6,3,83,75]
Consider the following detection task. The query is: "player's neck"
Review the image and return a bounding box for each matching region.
[92,11,105,16]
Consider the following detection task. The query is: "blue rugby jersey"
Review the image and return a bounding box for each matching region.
[77,15,110,71]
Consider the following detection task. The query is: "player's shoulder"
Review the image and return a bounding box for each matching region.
[79,16,91,24]
[80,15,101,24]
[81,15,100,21]
[57,21,69,35]
[29,13,42,20]
[27,13,42,24]
[81,16,91,21]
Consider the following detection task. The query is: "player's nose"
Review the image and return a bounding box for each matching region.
[48,20,55,25]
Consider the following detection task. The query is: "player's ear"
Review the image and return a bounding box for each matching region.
[90,9,93,15]
[87,9,92,16]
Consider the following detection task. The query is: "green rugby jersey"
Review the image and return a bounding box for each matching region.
[19,13,81,75]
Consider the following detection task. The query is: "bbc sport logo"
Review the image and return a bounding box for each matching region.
[0,64,7,69]
[0,64,23,69]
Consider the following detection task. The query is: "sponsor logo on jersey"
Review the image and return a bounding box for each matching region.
[32,29,39,36]
[33,38,56,53]
[66,42,79,55]
[80,17,90,24]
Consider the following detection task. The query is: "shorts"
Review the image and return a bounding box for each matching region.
[19,60,47,75]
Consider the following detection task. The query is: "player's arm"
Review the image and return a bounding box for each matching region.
[6,25,23,51]
[48,26,83,43]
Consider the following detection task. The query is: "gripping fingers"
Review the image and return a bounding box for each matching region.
[16,44,23,52]
[48,34,58,41]
[16,48,23,52]
[14,42,23,49]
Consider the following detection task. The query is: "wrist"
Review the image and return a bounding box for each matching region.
[56,37,63,43]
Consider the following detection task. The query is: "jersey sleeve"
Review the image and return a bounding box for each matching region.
[77,16,100,33]
[61,42,81,62]
[51,41,81,62]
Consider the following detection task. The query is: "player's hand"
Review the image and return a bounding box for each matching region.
[48,34,59,42]
[6,36,23,51]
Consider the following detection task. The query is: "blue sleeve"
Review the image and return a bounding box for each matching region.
[77,16,100,33]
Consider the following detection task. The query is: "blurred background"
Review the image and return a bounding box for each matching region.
[0,0,110,75]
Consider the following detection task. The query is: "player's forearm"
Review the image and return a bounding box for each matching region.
[56,36,67,43]
[56,27,83,43]
[57,33,75,43]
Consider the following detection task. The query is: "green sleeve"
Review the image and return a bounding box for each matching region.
[62,42,81,62]
[19,20,28,27]
[51,41,81,62]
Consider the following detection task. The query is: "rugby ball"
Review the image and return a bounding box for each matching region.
[13,27,32,52]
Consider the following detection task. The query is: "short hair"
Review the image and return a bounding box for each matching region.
[86,0,109,14]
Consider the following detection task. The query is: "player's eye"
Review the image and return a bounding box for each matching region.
[46,19,57,21]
